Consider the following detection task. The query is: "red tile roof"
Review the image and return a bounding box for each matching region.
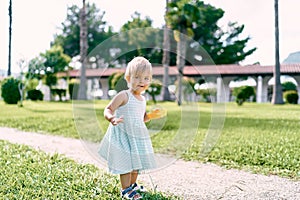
[57,63,300,78]
[183,63,300,76]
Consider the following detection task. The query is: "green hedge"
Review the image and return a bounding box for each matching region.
[1,77,21,104]
[27,89,44,101]
[284,90,298,104]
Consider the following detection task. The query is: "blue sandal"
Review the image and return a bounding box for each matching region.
[131,183,147,193]
[121,186,142,200]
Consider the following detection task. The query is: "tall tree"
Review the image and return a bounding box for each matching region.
[162,0,171,101]
[118,12,162,64]
[53,1,255,69]
[52,2,113,58]
[28,45,71,87]
[8,0,12,76]
[166,0,201,105]
[271,0,283,104]
[78,0,88,100]
[191,1,256,65]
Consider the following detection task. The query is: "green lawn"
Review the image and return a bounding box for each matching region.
[0,140,177,199]
[0,100,299,181]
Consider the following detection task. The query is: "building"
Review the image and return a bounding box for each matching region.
[57,63,300,103]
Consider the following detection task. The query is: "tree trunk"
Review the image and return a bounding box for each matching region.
[78,0,88,100]
[177,30,187,106]
[162,0,171,101]
[271,0,284,104]
[8,0,12,76]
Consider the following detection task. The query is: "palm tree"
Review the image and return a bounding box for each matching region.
[166,0,201,105]
[271,0,284,104]
[8,0,12,76]
[78,0,88,100]
[162,0,171,101]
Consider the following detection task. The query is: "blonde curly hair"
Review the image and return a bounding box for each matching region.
[124,57,152,83]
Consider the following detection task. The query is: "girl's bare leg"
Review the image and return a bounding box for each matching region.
[120,173,131,189]
[120,171,142,198]
[130,170,138,185]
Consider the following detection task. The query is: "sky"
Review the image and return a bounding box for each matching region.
[1,0,300,74]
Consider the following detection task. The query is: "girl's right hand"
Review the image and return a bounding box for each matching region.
[110,116,124,126]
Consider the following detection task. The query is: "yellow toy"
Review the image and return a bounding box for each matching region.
[147,106,167,120]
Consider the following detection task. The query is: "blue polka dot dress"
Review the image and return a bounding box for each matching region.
[98,90,156,174]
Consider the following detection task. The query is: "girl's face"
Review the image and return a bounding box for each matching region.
[129,71,151,94]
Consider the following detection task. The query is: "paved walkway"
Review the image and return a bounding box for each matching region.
[0,127,299,199]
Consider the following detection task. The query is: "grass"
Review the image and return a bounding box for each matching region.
[0,140,179,199]
[0,100,299,182]
[184,103,300,179]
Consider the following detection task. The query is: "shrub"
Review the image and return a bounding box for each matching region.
[146,79,162,103]
[27,89,43,101]
[196,88,217,102]
[232,86,255,106]
[1,77,21,104]
[109,72,128,92]
[284,90,298,104]
[26,78,39,91]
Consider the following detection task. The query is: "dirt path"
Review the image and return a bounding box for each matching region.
[0,127,299,200]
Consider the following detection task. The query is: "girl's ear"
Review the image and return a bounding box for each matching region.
[125,76,130,83]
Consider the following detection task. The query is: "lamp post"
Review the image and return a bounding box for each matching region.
[8,0,12,76]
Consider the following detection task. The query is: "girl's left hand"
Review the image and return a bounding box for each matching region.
[147,108,167,120]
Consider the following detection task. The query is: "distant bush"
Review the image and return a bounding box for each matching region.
[26,78,39,91]
[146,79,162,104]
[196,88,216,102]
[27,89,43,101]
[232,86,255,106]
[284,90,298,104]
[109,72,128,92]
[1,77,21,104]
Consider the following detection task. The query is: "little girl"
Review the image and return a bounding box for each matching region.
[98,57,157,199]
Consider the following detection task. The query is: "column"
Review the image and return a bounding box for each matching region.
[256,76,263,103]
[216,77,231,103]
[257,76,270,103]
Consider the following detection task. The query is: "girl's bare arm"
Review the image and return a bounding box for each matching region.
[104,91,127,125]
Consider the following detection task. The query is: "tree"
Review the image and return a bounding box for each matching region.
[166,0,201,105]
[8,0,12,76]
[52,2,113,58]
[53,1,255,69]
[78,0,88,100]
[162,0,171,101]
[41,45,71,74]
[28,45,71,88]
[271,0,283,104]
[190,1,256,65]
[118,12,163,64]
[282,81,297,92]
[17,58,27,107]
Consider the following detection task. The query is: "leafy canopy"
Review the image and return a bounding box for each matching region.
[50,1,256,66]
